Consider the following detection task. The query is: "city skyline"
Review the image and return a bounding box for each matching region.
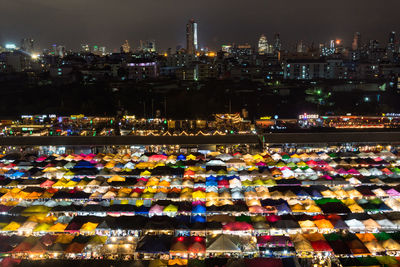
[2,0,400,52]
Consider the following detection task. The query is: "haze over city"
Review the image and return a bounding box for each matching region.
[2,0,400,51]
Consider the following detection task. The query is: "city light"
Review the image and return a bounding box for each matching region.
[5,44,16,49]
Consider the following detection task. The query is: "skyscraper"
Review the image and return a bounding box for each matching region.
[258,34,268,55]
[388,31,396,53]
[121,40,131,53]
[273,33,281,53]
[352,32,361,51]
[186,19,198,55]
[20,38,34,54]
[140,40,156,52]
[296,40,306,53]
[81,44,90,53]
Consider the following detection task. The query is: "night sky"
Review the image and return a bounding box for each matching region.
[2,0,400,52]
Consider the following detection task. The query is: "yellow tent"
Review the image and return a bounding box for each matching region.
[192,191,206,199]
[33,223,51,232]
[140,170,152,176]
[2,221,21,231]
[107,175,125,183]
[49,223,67,232]
[80,222,99,231]
[55,234,74,244]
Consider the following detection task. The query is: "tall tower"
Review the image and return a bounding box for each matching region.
[121,40,131,53]
[273,33,281,53]
[20,38,34,54]
[388,31,396,53]
[186,19,198,54]
[296,40,305,53]
[352,32,361,51]
[258,34,268,55]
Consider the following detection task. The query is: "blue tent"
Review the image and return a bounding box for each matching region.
[191,215,206,223]
[192,205,206,214]
[205,180,218,187]
[136,206,149,215]
[74,160,95,168]
[177,154,186,161]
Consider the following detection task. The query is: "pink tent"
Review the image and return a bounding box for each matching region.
[192,200,205,206]
[148,154,167,161]
[320,175,333,180]
[249,205,268,213]
[347,168,360,175]
[386,188,400,196]
[36,156,47,162]
[40,180,55,188]
[223,222,254,231]
[149,204,164,214]
[266,214,281,223]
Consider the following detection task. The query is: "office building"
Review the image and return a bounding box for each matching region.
[186,19,198,54]
[274,33,282,53]
[140,40,156,52]
[352,32,361,51]
[81,44,90,53]
[258,34,268,55]
[121,40,131,53]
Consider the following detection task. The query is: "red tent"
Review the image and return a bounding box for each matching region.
[311,240,333,252]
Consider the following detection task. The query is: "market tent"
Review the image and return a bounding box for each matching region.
[188,240,206,254]
[310,240,333,252]
[381,238,400,251]
[294,239,313,252]
[170,238,188,253]
[364,240,385,253]
[30,242,46,254]
[136,235,172,253]
[64,242,85,254]
[206,235,241,253]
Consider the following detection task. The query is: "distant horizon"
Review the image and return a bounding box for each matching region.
[2,0,400,52]
[2,30,399,54]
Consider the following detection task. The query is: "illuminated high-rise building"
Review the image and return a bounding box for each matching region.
[186,19,198,54]
[388,31,396,53]
[20,38,34,54]
[92,45,106,56]
[140,40,156,52]
[52,45,65,57]
[121,40,131,53]
[296,40,306,53]
[258,34,268,55]
[81,44,90,53]
[352,32,361,51]
[273,33,281,53]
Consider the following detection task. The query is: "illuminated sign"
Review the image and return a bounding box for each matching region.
[70,114,85,119]
[383,113,400,117]
[127,62,156,67]
[5,44,16,49]
[299,113,319,120]
[260,116,272,120]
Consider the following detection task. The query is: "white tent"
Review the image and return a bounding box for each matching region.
[207,235,241,253]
